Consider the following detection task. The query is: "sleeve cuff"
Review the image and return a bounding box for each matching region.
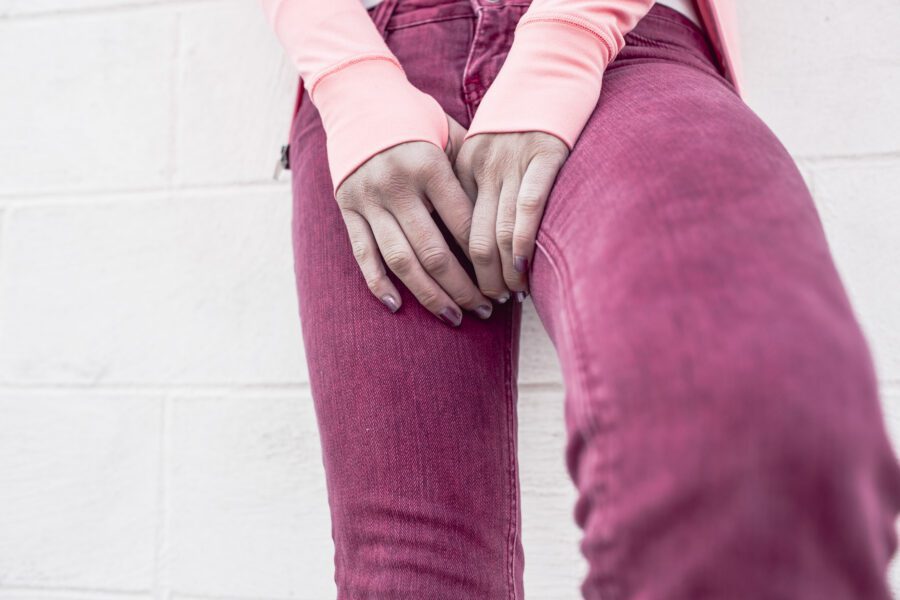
[310,56,449,195]
[465,17,615,149]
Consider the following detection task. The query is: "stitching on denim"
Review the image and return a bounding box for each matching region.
[461,6,485,121]
[533,231,621,592]
[504,301,519,600]
[386,13,475,32]
[626,31,687,51]
[640,11,705,37]
[622,33,720,77]
[606,52,732,93]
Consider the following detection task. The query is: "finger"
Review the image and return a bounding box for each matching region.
[454,151,478,203]
[512,154,559,287]
[444,114,468,164]
[367,208,465,327]
[422,160,475,261]
[342,209,403,313]
[389,193,493,319]
[496,175,526,300]
[468,179,510,303]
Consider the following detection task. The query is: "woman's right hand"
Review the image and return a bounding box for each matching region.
[335,115,495,327]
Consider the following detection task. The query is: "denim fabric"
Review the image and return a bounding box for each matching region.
[288,2,900,598]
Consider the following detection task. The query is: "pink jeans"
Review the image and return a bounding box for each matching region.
[288,1,900,597]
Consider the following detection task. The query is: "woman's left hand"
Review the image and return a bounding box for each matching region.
[453,132,569,303]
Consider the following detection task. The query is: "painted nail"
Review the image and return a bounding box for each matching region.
[514,255,529,274]
[380,294,400,313]
[475,304,493,319]
[496,292,511,304]
[439,306,462,327]
[515,291,528,303]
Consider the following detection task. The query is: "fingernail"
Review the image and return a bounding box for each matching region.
[514,255,529,274]
[497,292,510,304]
[439,307,462,327]
[475,304,493,319]
[380,294,400,313]
[515,291,528,303]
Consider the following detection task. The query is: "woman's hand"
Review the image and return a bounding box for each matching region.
[336,115,494,326]
[454,131,569,302]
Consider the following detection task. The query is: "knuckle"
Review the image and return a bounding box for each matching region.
[363,272,383,293]
[495,224,515,249]
[453,288,480,308]
[415,155,443,180]
[513,232,534,249]
[357,176,383,204]
[469,238,496,266]
[415,288,441,309]
[350,239,371,263]
[386,192,417,214]
[517,191,544,215]
[481,287,507,300]
[384,250,415,275]
[420,247,453,275]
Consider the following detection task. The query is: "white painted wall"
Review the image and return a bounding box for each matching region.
[0,1,898,598]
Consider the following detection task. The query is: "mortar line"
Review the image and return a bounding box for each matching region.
[0,0,225,22]
[0,382,312,393]
[152,392,173,600]
[0,181,290,206]
[795,150,900,166]
[0,583,150,598]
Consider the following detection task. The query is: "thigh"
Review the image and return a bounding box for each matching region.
[288,5,525,598]
[530,12,900,598]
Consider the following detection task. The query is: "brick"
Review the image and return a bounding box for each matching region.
[736,0,900,158]
[518,386,585,597]
[174,1,296,187]
[519,300,564,386]
[0,10,174,195]
[0,0,177,17]
[0,189,305,385]
[0,391,160,591]
[167,392,334,599]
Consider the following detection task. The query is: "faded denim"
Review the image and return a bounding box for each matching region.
[288,1,900,598]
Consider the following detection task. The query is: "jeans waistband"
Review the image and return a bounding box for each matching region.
[372,0,721,77]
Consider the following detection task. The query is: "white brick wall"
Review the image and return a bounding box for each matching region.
[0,1,898,598]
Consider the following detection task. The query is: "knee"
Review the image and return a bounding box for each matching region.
[577,298,897,505]
[575,314,900,594]
[622,307,900,538]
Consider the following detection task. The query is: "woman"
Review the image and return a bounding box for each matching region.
[262,0,900,597]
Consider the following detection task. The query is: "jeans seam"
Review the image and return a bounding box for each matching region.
[608,49,734,94]
[461,6,485,119]
[504,300,519,600]
[386,13,475,32]
[534,232,595,432]
[534,230,622,592]
[640,11,704,37]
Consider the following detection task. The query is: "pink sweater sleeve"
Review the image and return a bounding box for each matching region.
[261,0,448,194]
[465,0,654,149]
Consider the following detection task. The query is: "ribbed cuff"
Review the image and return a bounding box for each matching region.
[465,17,615,149]
[311,56,449,194]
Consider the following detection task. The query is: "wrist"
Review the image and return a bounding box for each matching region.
[311,57,448,194]
[465,16,615,149]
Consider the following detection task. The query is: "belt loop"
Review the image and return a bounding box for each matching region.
[371,0,401,37]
